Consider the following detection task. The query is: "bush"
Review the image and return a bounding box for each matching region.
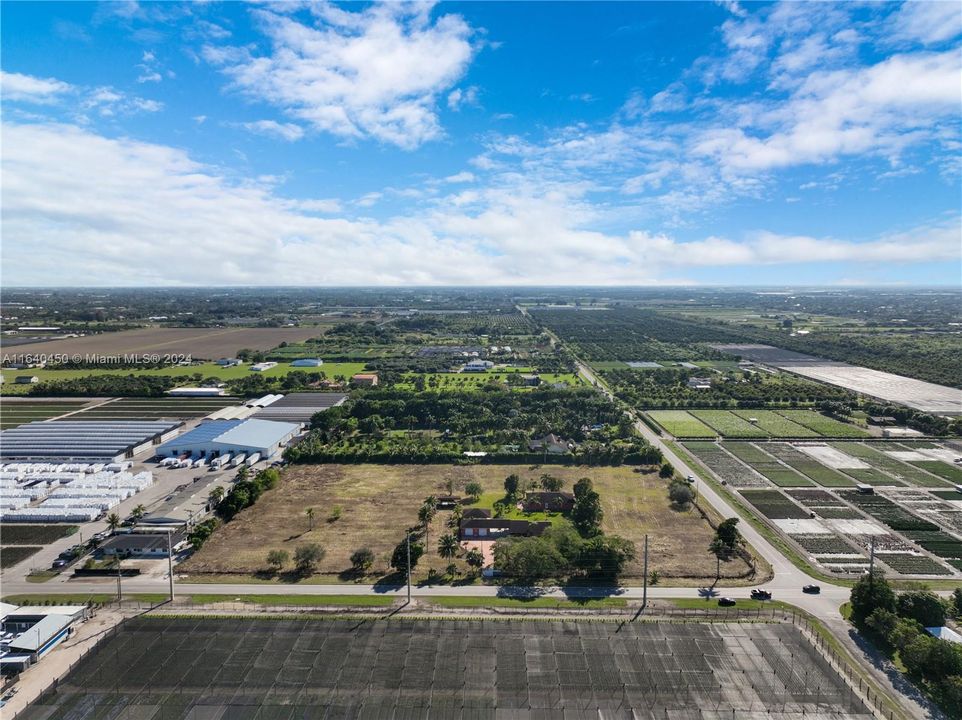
[293,544,325,575]
[668,480,693,507]
[350,547,375,572]
[897,590,947,628]
[266,549,289,571]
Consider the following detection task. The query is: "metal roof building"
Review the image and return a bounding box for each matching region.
[252,393,347,423]
[155,418,299,460]
[0,420,183,462]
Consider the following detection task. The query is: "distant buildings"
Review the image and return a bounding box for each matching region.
[0,602,89,674]
[291,358,324,367]
[156,418,300,461]
[686,377,712,390]
[464,359,495,372]
[351,373,379,387]
[167,387,226,397]
[249,362,278,372]
[215,358,243,367]
[527,434,570,454]
[14,375,39,384]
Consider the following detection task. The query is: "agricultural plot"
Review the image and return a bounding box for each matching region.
[740,489,810,519]
[785,489,863,519]
[901,530,962,563]
[0,399,91,429]
[684,442,767,487]
[763,445,855,487]
[722,443,813,487]
[75,397,239,421]
[775,411,869,438]
[910,460,962,484]
[0,524,77,545]
[877,553,952,575]
[789,534,858,554]
[646,410,716,438]
[829,443,949,488]
[689,410,768,438]
[21,616,872,720]
[731,410,818,437]
[839,491,939,533]
[0,545,41,568]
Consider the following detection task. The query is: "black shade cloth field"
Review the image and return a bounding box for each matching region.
[21,616,873,719]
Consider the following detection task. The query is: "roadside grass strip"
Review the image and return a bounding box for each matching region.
[731,410,819,437]
[683,442,767,487]
[646,411,716,438]
[877,553,952,575]
[829,443,951,488]
[763,444,855,487]
[740,489,811,519]
[910,461,962,484]
[689,410,768,438]
[775,410,870,438]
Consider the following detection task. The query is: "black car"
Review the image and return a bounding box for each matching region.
[750,589,772,600]
[717,597,736,607]
[802,584,821,594]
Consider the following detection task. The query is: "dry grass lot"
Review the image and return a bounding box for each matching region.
[182,464,751,583]
[7,327,321,361]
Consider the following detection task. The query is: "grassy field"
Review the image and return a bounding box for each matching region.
[690,410,768,438]
[182,464,749,583]
[646,411,716,438]
[776,410,870,438]
[731,410,818,437]
[1,361,368,395]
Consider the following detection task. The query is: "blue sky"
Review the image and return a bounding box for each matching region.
[2,0,960,286]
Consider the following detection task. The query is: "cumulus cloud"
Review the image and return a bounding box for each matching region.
[888,1,962,45]
[0,71,72,103]
[2,122,956,287]
[241,119,305,141]
[204,4,477,149]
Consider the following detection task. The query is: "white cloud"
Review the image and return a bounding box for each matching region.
[241,119,305,141]
[205,4,477,149]
[444,171,475,183]
[3,122,956,287]
[447,85,479,110]
[888,1,962,45]
[0,71,72,103]
[137,71,162,84]
[79,87,164,117]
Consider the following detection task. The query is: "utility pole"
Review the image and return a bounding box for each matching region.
[868,535,876,587]
[167,530,175,602]
[116,558,123,602]
[406,533,412,604]
[642,534,649,608]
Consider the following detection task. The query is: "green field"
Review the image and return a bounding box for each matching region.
[722,443,814,487]
[393,371,583,391]
[731,410,819,438]
[646,411,716,438]
[909,461,962,484]
[1,400,92,428]
[763,445,855,487]
[689,410,768,438]
[0,361,368,395]
[828,443,951,488]
[776,411,869,438]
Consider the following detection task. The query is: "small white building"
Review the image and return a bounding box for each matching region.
[464,360,495,372]
[250,362,278,372]
[291,358,324,367]
[215,358,243,367]
[14,375,39,384]
[167,387,226,397]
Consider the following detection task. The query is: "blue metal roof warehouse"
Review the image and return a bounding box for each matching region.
[156,418,300,460]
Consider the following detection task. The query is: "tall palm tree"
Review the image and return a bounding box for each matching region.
[208,486,225,506]
[130,504,147,522]
[106,512,121,532]
[418,502,436,549]
[438,533,460,560]
[306,507,316,531]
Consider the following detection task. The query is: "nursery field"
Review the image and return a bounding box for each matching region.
[646,411,715,438]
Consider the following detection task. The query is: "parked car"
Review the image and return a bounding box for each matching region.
[750,589,772,600]
[717,597,736,607]
[802,584,821,594]
[686,475,695,483]
[51,559,68,569]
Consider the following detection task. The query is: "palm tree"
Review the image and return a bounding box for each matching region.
[438,533,460,560]
[106,512,121,533]
[306,507,316,531]
[130,504,147,522]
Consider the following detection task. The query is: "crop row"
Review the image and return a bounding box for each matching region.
[763,445,855,487]
[877,553,951,576]
[838,491,939,532]
[722,443,813,487]
[828,443,949,488]
[775,411,869,438]
[740,489,810,519]
[684,442,767,487]
[789,534,858,555]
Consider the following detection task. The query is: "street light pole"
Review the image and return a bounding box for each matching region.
[406,533,412,604]
[642,534,649,608]
[167,530,175,602]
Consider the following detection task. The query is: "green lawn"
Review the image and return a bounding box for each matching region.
[471,492,572,527]
[647,411,716,438]
[731,410,819,438]
[776,411,869,438]
[689,410,768,438]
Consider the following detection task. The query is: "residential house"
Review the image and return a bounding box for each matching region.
[351,373,379,387]
[686,377,712,389]
[459,518,550,540]
[523,491,574,513]
[528,434,570,454]
[462,508,492,520]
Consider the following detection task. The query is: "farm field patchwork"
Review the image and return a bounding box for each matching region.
[731,410,819,437]
[838,492,939,533]
[909,460,962,484]
[763,445,856,487]
[829,443,951,488]
[722,443,813,487]
[0,546,42,568]
[646,410,716,438]
[739,489,810,519]
[775,410,870,438]
[877,553,952,575]
[74,397,241,420]
[0,399,93,428]
[689,410,768,438]
[683,442,767,487]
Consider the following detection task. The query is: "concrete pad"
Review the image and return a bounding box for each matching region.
[797,444,869,469]
[827,519,887,535]
[773,518,831,534]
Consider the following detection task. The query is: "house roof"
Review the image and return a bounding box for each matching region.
[462,508,491,519]
[101,533,182,552]
[525,491,574,503]
[7,614,74,652]
[460,518,550,536]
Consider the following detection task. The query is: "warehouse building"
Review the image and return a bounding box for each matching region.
[0,420,183,463]
[290,358,324,367]
[1,603,88,674]
[155,418,299,461]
